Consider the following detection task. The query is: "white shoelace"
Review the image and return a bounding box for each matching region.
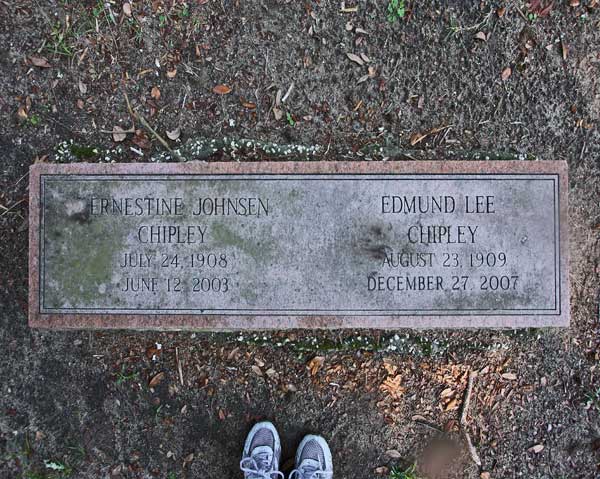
[240,456,284,479]
[289,467,332,479]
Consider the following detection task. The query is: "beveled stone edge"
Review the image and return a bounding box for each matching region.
[28,160,570,330]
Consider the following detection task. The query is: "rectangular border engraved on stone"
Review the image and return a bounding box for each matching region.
[38,175,560,316]
[29,161,569,330]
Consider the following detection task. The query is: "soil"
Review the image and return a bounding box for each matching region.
[1,1,600,478]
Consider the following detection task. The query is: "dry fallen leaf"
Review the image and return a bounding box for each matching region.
[340,3,358,12]
[166,68,177,78]
[383,361,398,375]
[78,80,87,95]
[529,444,544,454]
[357,74,370,84]
[16,106,28,122]
[497,7,506,17]
[151,86,161,100]
[346,52,365,66]
[385,450,402,459]
[444,398,460,412]
[148,371,165,388]
[410,125,448,146]
[307,356,325,376]
[480,472,491,479]
[380,374,405,399]
[112,125,127,142]
[475,31,487,41]
[501,372,517,380]
[213,84,232,95]
[166,127,181,141]
[146,344,162,360]
[374,466,389,475]
[251,365,263,377]
[132,131,151,150]
[440,387,454,399]
[501,66,512,81]
[530,0,555,15]
[30,56,51,68]
[561,41,569,60]
[123,2,132,16]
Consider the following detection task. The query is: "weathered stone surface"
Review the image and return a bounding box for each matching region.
[29,161,569,329]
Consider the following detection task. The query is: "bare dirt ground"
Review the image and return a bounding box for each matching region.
[1,1,600,478]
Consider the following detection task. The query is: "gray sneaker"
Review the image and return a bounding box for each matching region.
[290,435,333,479]
[240,421,284,479]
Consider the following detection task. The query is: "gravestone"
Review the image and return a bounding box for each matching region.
[29,161,569,330]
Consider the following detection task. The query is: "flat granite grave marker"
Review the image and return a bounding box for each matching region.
[28,161,569,330]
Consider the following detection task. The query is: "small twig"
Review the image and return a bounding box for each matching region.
[137,113,178,156]
[100,127,135,135]
[460,371,481,466]
[464,431,482,466]
[14,171,30,188]
[281,82,295,104]
[413,419,443,433]
[515,4,530,23]
[121,89,185,161]
[122,89,137,129]
[460,371,475,425]
[0,199,26,217]
[176,347,184,387]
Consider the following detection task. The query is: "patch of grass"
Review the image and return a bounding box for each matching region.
[92,0,116,27]
[177,3,190,18]
[387,0,406,22]
[22,459,73,479]
[28,114,41,127]
[91,1,104,18]
[131,21,145,45]
[586,387,600,411]
[69,144,98,160]
[46,21,75,57]
[390,464,420,479]
[66,444,86,464]
[154,404,164,425]
[444,10,493,41]
[286,112,296,127]
[44,459,72,476]
[115,365,139,385]
[446,17,460,40]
